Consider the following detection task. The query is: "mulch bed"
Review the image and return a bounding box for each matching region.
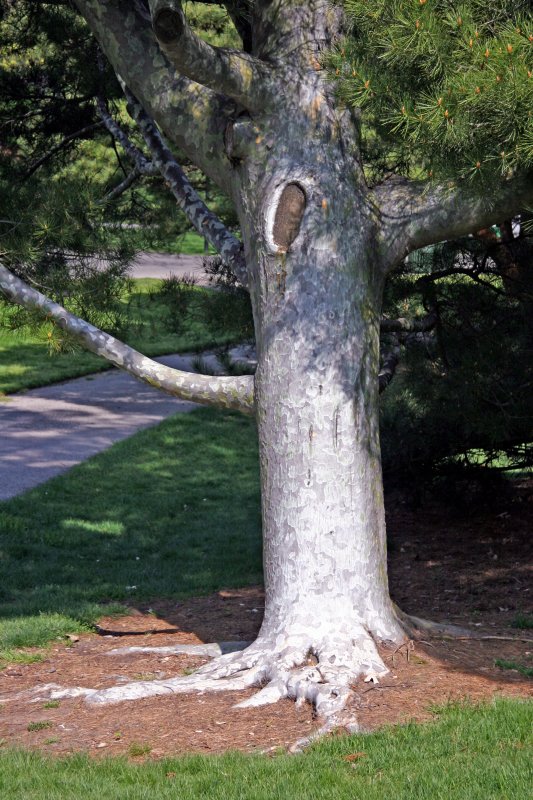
[1,482,531,758]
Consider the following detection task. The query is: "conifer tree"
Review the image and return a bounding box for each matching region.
[331,0,532,182]
[1,0,532,737]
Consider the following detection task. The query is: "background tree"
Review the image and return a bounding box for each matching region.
[0,0,133,338]
[329,0,533,498]
[0,0,238,341]
[0,0,532,735]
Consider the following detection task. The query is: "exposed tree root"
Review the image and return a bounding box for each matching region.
[104,641,250,658]
[11,629,392,744]
[394,606,533,643]
[395,605,483,639]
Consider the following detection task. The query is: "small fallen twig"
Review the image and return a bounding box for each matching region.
[390,639,415,666]
[440,635,533,643]
[362,683,407,694]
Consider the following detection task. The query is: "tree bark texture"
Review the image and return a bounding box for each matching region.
[224,29,406,684]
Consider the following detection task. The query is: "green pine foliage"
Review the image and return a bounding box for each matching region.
[331,1,533,183]
[380,242,533,498]
[184,2,242,48]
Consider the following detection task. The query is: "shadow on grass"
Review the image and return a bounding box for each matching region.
[0,409,262,649]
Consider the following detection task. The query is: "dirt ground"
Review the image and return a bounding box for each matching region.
[1,481,531,758]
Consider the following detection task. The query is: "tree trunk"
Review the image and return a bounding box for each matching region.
[252,247,404,662]
[222,89,406,702]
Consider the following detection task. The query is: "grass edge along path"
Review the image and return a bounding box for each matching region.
[0,408,262,665]
[0,699,531,799]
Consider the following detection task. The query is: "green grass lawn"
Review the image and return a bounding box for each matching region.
[108,228,217,255]
[121,227,222,256]
[0,699,531,799]
[0,408,262,664]
[144,230,216,255]
[0,370,531,798]
[0,279,241,395]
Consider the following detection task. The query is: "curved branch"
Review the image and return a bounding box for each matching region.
[100,167,141,203]
[123,86,248,286]
[380,312,437,334]
[0,262,255,415]
[96,96,156,175]
[23,122,104,180]
[73,0,236,193]
[148,0,269,110]
[376,172,533,267]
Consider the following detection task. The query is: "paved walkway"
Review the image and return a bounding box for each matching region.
[0,253,247,501]
[0,352,230,501]
[130,253,209,282]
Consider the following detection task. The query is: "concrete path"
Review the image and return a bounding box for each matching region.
[130,253,209,282]
[0,353,223,501]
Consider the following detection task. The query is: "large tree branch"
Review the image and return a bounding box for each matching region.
[137,0,253,50]
[123,86,248,286]
[251,0,345,67]
[0,263,255,415]
[149,0,269,110]
[73,0,236,193]
[380,312,437,335]
[376,172,533,268]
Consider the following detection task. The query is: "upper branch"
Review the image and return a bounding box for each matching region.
[148,0,270,110]
[0,263,255,415]
[96,96,156,176]
[380,312,437,334]
[101,167,142,203]
[251,0,344,68]
[123,86,248,285]
[74,0,236,193]
[375,172,533,268]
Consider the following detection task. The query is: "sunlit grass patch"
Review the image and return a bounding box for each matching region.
[0,409,261,661]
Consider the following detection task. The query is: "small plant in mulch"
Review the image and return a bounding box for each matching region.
[495,659,533,678]
[511,615,533,630]
[42,700,60,709]
[132,672,163,681]
[128,742,152,758]
[27,721,53,732]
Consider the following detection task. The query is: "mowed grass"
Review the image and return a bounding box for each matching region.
[0,280,240,395]
[0,699,531,799]
[119,230,217,256]
[0,408,261,663]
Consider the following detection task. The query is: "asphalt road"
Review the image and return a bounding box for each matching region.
[0,354,201,500]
